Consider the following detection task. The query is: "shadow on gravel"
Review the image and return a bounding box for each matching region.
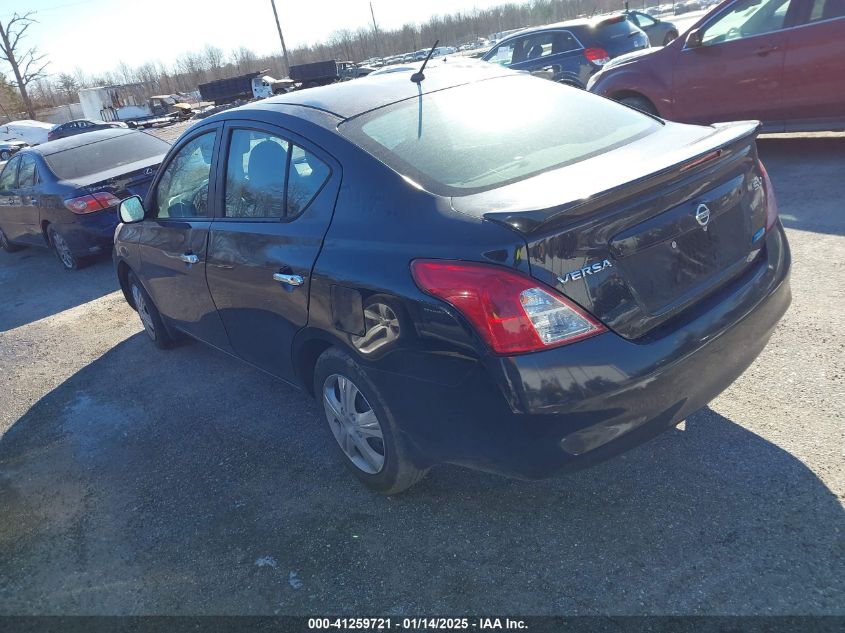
[0,249,117,332]
[0,334,842,614]
[757,136,845,237]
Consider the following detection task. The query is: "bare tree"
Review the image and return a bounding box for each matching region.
[56,72,78,101]
[0,11,49,119]
[203,44,225,79]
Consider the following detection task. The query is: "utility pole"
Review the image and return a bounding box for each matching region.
[270,0,291,75]
[370,2,382,57]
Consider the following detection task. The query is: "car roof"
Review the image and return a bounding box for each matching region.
[27,128,139,156]
[495,15,624,43]
[227,60,513,122]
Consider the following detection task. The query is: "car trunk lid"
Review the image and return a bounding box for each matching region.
[452,121,768,340]
[62,155,164,201]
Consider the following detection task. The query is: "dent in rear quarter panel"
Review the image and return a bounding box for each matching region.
[297,142,530,395]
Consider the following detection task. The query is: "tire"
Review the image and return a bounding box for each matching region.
[0,226,24,252]
[128,270,176,349]
[618,94,659,116]
[314,347,428,494]
[48,226,85,270]
[663,31,678,46]
[0,150,10,161]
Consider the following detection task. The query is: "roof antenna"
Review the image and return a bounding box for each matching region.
[411,40,439,84]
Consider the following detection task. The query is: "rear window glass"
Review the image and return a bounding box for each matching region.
[594,18,641,44]
[340,75,659,195]
[44,132,170,180]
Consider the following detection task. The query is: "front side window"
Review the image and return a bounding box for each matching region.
[225,129,330,219]
[155,132,216,219]
[17,155,38,188]
[0,156,21,190]
[701,0,792,45]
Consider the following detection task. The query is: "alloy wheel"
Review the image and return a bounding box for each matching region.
[51,231,75,269]
[322,373,385,474]
[131,283,157,340]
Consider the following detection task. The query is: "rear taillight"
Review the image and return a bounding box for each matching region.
[584,47,611,66]
[411,259,606,355]
[63,192,122,214]
[758,160,779,231]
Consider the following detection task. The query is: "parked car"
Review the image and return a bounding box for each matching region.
[0,120,53,146]
[0,128,169,268]
[624,10,680,46]
[113,63,790,494]
[47,119,128,142]
[0,140,27,162]
[588,0,845,132]
[481,15,650,88]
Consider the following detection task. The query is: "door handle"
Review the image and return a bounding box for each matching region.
[179,253,199,264]
[273,272,304,286]
[754,45,780,56]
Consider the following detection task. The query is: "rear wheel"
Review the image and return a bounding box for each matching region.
[128,270,176,349]
[663,31,678,46]
[618,94,659,116]
[314,347,428,494]
[48,226,85,270]
[0,150,10,161]
[0,226,24,252]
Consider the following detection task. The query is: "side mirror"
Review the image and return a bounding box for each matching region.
[685,29,703,48]
[119,195,145,224]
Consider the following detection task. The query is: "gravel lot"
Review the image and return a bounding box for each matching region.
[0,132,842,615]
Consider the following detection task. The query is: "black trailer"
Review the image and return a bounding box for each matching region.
[289,60,340,88]
[198,71,272,105]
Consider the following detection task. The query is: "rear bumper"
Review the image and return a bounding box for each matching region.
[372,223,791,479]
[61,209,119,256]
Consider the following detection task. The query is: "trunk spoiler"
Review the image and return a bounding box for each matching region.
[461,121,761,236]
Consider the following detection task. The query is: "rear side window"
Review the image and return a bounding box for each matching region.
[17,155,38,187]
[224,128,329,219]
[340,74,659,196]
[44,131,170,181]
[287,146,330,216]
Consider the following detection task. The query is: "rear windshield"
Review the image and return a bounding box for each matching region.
[340,75,659,195]
[44,132,170,180]
[594,18,642,46]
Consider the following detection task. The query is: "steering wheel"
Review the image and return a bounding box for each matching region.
[726,26,742,40]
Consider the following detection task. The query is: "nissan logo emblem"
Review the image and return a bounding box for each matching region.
[695,203,711,228]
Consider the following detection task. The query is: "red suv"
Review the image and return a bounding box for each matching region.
[587,0,845,132]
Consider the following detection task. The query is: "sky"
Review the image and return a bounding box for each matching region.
[16,0,512,77]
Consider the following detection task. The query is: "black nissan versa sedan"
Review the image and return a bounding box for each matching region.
[114,62,791,494]
[0,129,169,269]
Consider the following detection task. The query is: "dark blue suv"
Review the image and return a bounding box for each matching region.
[481,15,649,88]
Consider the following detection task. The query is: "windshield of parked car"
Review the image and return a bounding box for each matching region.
[340,75,659,195]
[44,132,170,181]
